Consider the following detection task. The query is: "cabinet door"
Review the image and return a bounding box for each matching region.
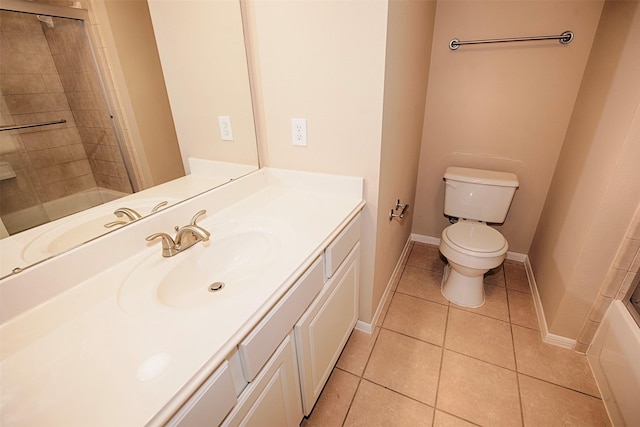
[295,243,360,415]
[222,332,302,427]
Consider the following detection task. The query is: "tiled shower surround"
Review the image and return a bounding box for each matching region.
[576,204,640,352]
[0,8,132,232]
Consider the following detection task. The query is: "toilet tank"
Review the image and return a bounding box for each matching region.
[443,167,519,223]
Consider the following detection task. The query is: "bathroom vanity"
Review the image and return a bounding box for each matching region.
[0,168,364,426]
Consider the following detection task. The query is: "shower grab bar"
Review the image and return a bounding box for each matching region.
[0,119,67,132]
[449,30,573,50]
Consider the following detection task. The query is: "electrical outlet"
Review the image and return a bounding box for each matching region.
[291,118,307,146]
[218,116,234,141]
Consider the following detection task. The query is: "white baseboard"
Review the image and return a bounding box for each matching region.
[355,235,413,334]
[524,257,577,350]
[411,233,440,246]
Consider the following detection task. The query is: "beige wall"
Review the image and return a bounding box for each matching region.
[246,0,436,323]
[102,0,184,186]
[529,0,640,339]
[372,0,436,322]
[412,0,603,254]
[244,0,389,323]
[147,0,258,174]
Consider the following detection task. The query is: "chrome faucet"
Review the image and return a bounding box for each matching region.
[146,210,210,257]
[104,202,170,228]
[104,207,143,228]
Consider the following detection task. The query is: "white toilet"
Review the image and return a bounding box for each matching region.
[439,167,519,307]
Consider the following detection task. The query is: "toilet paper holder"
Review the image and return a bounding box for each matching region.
[389,199,409,221]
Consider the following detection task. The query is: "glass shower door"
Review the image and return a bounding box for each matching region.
[0,7,133,235]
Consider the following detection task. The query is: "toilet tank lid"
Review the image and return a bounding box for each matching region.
[444,167,519,187]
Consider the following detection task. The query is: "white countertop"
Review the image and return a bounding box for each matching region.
[0,168,364,426]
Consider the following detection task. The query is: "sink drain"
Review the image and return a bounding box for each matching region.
[208,282,225,292]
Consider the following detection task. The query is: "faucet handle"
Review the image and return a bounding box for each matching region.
[114,207,142,221]
[151,201,169,213]
[190,209,207,226]
[146,232,178,257]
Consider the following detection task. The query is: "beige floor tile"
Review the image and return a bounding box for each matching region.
[444,308,515,369]
[437,350,521,427]
[483,264,505,287]
[364,329,441,406]
[504,261,530,293]
[407,243,447,272]
[396,265,450,305]
[508,289,539,330]
[512,325,600,397]
[384,292,448,346]
[302,368,360,427]
[458,284,509,322]
[336,327,380,376]
[344,379,434,426]
[519,374,610,426]
[433,410,477,427]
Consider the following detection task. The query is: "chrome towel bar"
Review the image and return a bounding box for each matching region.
[0,119,66,132]
[449,30,573,50]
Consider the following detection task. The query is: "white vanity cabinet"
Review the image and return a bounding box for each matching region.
[296,215,361,414]
[296,243,360,415]
[166,213,361,426]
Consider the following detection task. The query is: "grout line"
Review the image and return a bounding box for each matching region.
[434,409,484,426]
[516,372,605,400]
[506,285,526,426]
[431,302,450,425]
[339,373,361,427]
[354,378,438,418]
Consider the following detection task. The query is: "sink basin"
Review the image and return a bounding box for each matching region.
[21,197,178,263]
[117,218,294,312]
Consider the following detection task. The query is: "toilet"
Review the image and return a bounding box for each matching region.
[439,167,519,307]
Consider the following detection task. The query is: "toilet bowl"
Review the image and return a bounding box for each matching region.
[439,220,508,307]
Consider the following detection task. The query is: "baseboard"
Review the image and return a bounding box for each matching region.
[355,235,413,334]
[524,257,577,350]
[411,233,440,246]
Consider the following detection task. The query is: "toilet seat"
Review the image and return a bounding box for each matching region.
[443,221,507,256]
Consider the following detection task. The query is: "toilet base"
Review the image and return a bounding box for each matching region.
[441,264,486,308]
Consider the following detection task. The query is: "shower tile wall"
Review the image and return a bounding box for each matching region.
[0,9,131,230]
[575,204,640,352]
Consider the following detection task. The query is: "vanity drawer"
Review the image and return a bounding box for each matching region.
[324,214,361,278]
[167,361,236,427]
[239,257,324,381]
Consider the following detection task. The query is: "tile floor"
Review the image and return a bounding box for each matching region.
[302,242,611,427]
